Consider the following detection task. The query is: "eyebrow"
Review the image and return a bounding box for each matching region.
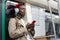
[19,6,25,8]
[19,7,25,10]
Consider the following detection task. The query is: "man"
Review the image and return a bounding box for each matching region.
[8,3,35,40]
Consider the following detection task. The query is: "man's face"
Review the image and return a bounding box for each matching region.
[19,5,25,14]
[18,5,25,18]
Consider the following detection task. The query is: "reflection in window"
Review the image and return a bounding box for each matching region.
[45,16,60,38]
[55,24,60,38]
[45,17,54,36]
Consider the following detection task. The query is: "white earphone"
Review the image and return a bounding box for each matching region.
[15,8,19,14]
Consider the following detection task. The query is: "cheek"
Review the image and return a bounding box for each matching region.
[21,10,24,12]
[20,9,25,13]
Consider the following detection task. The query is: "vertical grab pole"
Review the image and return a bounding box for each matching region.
[58,0,60,21]
[47,0,56,38]
[2,0,5,40]
[58,0,60,36]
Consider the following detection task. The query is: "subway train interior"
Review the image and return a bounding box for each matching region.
[2,0,60,40]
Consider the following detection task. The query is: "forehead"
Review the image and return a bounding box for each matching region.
[19,5,25,8]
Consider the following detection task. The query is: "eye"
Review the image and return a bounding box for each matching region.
[20,8,25,10]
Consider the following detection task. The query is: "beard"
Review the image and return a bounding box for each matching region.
[17,11,25,19]
[20,12,25,18]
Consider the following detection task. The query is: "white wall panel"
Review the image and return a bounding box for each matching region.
[31,5,45,37]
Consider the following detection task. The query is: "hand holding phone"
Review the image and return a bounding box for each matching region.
[31,20,36,24]
[26,20,36,29]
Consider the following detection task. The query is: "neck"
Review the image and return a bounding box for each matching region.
[16,16,21,20]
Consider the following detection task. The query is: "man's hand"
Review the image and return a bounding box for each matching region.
[26,20,36,29]
[26,23,35,30]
